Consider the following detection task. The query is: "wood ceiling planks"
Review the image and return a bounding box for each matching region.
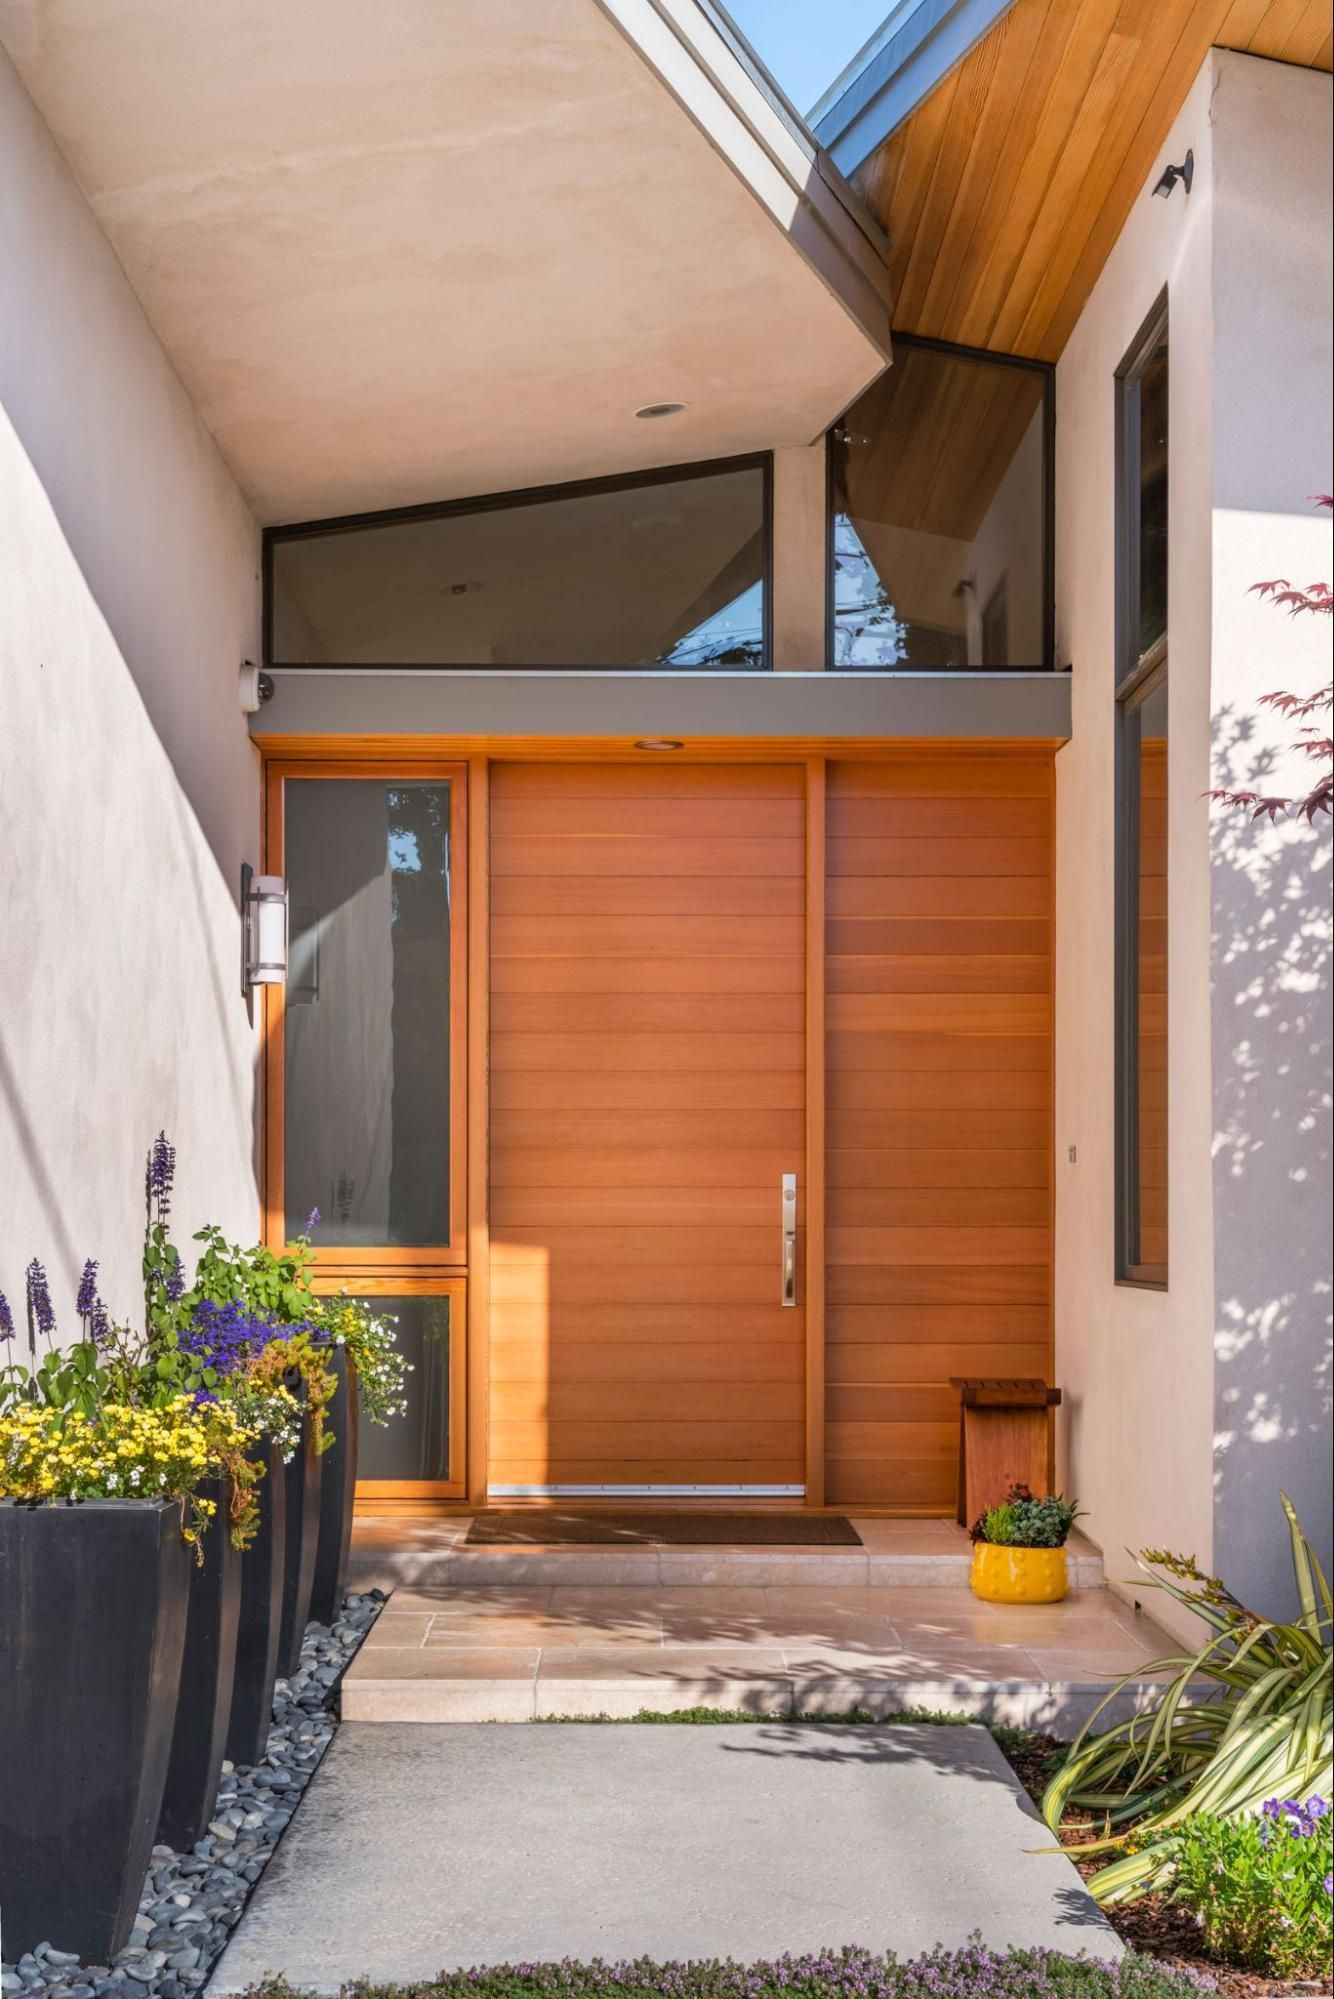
[854,0,1332,361]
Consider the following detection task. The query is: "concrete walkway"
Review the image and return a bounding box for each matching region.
[209,1722,1119,1992]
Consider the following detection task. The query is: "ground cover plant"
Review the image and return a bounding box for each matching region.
[1169,1799,1332,1982]
[245,1940,1220,1998]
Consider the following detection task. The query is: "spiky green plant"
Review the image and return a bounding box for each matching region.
[1042,1494,1331,1904]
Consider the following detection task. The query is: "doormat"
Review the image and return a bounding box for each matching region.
[465,1512,863,1547]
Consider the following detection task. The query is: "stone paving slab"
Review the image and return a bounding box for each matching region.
[208,1722,1118,1993]
[338,1577,1173,1733]
[347,1519,1108,1593]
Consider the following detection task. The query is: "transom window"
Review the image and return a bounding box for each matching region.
[265,457,771,671]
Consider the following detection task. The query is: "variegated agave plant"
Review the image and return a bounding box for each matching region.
[1043,1493,1332,1903]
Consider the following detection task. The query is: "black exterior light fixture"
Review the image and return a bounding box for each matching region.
[1152,150,1193,199]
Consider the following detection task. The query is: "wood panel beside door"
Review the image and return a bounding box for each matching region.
[823,750,1055,1510]
[487,761,807,1496]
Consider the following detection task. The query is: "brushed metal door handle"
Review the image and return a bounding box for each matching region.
[780,1172,797,1308]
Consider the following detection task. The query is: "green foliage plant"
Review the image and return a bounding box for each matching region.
[971,1484,1081,1547]
[1170,1799,1332,1979]
[1043,1495,1332,1903]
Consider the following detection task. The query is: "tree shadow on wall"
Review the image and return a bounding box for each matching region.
[1208,705,1332,1618]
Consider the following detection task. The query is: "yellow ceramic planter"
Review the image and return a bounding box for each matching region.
[971,1543,1069,1604]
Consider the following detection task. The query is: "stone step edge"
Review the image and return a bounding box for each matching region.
[341,1674,1158,1734]
[348,1552,1106,1589]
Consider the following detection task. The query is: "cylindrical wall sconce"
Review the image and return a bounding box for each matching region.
[241,863,289,995]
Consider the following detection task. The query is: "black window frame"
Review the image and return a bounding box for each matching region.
[824,330,1057,672]
[262,451,775,672]
[1114,294,1170,1290]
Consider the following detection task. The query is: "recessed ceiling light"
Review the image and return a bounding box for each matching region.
[634,738,685,752]
[634,402,687,420]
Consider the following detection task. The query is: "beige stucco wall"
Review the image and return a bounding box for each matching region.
[0,44,262,1335]
[1054,49,1332,1632]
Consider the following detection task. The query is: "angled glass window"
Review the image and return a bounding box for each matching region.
[267,459,770,670]
[829,337,1051,670]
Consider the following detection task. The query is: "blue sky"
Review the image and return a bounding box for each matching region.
[723,0,893,118]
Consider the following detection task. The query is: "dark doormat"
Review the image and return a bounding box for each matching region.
[465,1512,863,1547]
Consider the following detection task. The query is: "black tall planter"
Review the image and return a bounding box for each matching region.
[225,1441,286,1769]
[0,1497,190,1962]
[277,1411,322,1679]
[309,1351,358,1627]
[156,1477,241,1853]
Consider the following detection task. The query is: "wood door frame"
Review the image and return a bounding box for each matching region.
[262,758,469,1275]
[260,737,1061,1514]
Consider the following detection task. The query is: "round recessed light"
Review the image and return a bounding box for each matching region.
[634,402,687,420]
[634,738,685,752]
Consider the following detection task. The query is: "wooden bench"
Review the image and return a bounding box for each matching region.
[950,1378,1062,1528]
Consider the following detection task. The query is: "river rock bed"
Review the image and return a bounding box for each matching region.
[1,1591,385,1999]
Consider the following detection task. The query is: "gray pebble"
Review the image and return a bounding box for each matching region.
[0,1594,380,1999]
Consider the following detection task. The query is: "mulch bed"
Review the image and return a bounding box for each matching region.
[1002,1732,1331,1998]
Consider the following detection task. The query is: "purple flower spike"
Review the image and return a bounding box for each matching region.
[0,1292,13,1342]
[147,1130,176,1219]
[165,1253,185,1304]
[25,1259,56,1348]
[76,1257,100,1320]
[91,1299,113,1349]
[305,1207,321,1232]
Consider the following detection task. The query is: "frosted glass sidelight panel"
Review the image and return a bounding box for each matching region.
[354,1296,454,1483]
[283,781,452,1246]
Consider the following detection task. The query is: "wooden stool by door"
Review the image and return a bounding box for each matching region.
[951,1379,1062,1528]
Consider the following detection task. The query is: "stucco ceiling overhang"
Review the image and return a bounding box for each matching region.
[0,0,894,522]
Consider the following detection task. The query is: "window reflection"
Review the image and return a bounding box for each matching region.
[831,342,1047,670]
[268,464,768,670]
[354,1295,453,1483]
[1135,336,1169,661]
[1132,680,1168,1275]
[284,782,452,1246]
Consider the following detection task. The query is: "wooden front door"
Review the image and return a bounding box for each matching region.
[487,761,808,1498]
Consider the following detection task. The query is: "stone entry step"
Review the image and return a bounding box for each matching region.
[348,1517,1107,1593]
[338,1561,1170,1737]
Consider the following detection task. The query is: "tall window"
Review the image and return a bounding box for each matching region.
[828,335,1053,670]
[1115,301,1169,1285]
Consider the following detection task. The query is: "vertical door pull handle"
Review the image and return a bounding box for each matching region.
[780,1172,797,1307]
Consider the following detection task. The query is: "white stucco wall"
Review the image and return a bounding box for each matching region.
[1054,49,1332,1630]
[772,440,830,668]
[1206,52,1332,1609]
[0,45,262,1335]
